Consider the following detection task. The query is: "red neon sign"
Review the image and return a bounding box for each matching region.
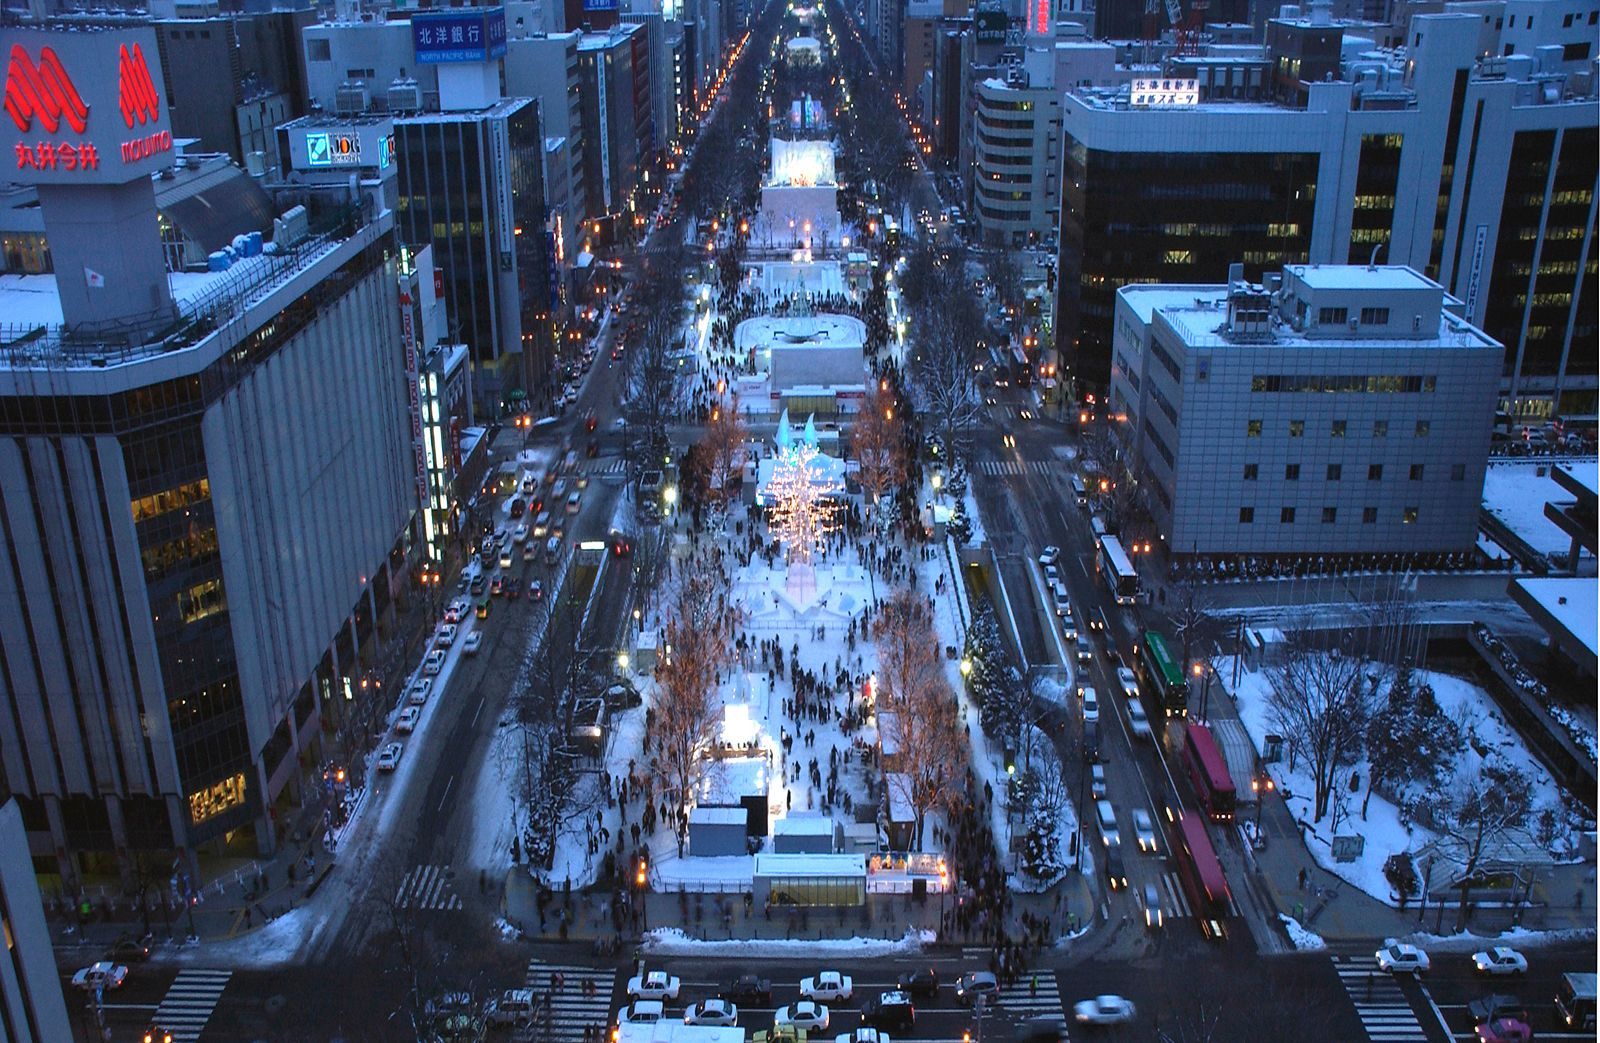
[4,44,90,134]
[117,43,159,128]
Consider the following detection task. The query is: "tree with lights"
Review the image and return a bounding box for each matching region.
[766,413,840,568]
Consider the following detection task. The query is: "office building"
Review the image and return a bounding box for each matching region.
[576,24,658,226]
[1055,8,1597,422]
[1111,263,1501,557]
[0,27,415,879]
[972,48,1060,246]
[0,799,71,1043]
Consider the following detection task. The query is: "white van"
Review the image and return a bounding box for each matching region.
[1051,581,1071,616]
[1070,475,1088,507]
[423,649,446,675]
[1090,514,1108,538]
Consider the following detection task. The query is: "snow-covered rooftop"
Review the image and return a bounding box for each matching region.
[690,807,748,826]
[1283,263,1439,292]
[1482,461,1592,559]
[698,756,770,803]
[773,812,834,836]
[618,1020,745,1043]
[1556,460,1600,500]
[1511,577,1598,660]
[753,852,865,876]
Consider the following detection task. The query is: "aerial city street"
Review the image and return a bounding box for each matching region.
[0,0,1594,1039]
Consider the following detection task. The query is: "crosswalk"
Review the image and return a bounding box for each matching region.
[515,961,618,1043]
[1331,955,1429,1041]
[977,460,1060,477]
[1156,871,1241,920]
[153,968,231,1042]
[395,863,465,910]
[993,967,1064,1018]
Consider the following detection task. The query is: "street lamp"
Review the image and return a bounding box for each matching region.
[617,651,631,673]
[959,657,972,678]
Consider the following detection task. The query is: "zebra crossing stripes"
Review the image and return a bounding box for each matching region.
[977,460,1059,477]
[516,961,618,1043]
[153,968,231,1042]
[396,863,465,910]
[994,968,1063,1016]
[1331,955,1429,1042]
[1160,872,1191,919]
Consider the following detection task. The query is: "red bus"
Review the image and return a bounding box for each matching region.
[1171,810,1232,940]
[1183,722,1236,822]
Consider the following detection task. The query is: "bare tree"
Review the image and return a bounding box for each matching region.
[849,390,907,526]
[622,241,689,482]
[874,588,968,849]
[1414,757,1534,931]
[908,255,985,466]
[700,405,748,514]
[650,558,743,854]
[1265,637,1372,822]
[1168,579,1212,675]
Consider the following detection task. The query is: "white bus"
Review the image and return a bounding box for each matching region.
[1097,535,1139,605]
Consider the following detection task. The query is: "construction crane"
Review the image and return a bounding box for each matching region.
[1173,0,1209,58]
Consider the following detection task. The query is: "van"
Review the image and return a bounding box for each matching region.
[423,649,446,676]
[1090,514,1108,538]
[488,988,535,1026]
[533,510,552,537]
[1051,581,1071,616]
[1070,475,1088,507]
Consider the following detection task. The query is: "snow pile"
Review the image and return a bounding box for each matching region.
[1474,622,1597,765]
[642,927,933,956]
[1278,913,1327,951]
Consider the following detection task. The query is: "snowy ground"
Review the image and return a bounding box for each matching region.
[1224,657,1580,907]
[1482,459,1599,560]
[642,926,933,956]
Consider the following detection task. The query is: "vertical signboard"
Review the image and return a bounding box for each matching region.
[400,291,429,513]
[489,117,514,272]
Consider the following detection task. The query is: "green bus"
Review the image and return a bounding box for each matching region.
[1138,630,1188,717]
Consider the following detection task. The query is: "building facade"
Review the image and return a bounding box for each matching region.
[0,799,70,1043]
[972,51,1060,247]
[1111,264,1501,557]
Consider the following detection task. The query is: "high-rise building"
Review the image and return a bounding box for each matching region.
[0,27,415,878]
[0,798,71,1043]
[576,24,658,227]
[1055,9,1598,422]
[972,48,1060,247]
[1111,263,1501,556]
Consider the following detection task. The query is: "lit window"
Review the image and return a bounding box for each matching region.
[1403,506,1419,524]
[1289,420,1305,437]
[1331,419,1346,438]
[1247,419,1263,437]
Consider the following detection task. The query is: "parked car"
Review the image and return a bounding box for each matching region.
[860,991,915,1032]
[1132,808,1158,853]
[896,969,939,999]
[1375,944,1430,974]
[438,623,457,646]
[1472,948,1528,976]
[684,1000,739,1027]
[72,962,128,991]
[376,742,403,772]
[723,975,773,1007]
[1073,996,1136,1026]
[463,631,483,655]
[1084,762,1104,800]
[775,1002,830,1032]
[801,971,853,1002]
[627,971,681,1001]
[423,649,446,675]
[954,972,999,1007]
[1038,546,1060,567]
[407,679,432,705]
[1103,846,1127,891]
[486,989,536,1026]
[396,707,421,733]
[836,1030,890,1043]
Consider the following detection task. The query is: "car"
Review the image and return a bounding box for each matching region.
[512,523,530,544]
[530,579,544,600]
[396,706,421,733]
[462,631,483,655]
[523,543,537,562]
[775,1002,830,1032]
[1132,808,1158,852]
[1073,996,1136,1026]
[492,525,507,545]
[801,971,853,1002]
[860,991,915,1032]
[837,1030,890,1043]
[72,962,129,991]
[1468,995,1530,1025]
[533,511,552,537]
[486,988,536,1026]
[587,438,600,458]
[423,649,446,675]
[585,412,598,432]
[505,576,522,600]
[1103,845,1127,891]
[566,491,582,513]
[1080,685,1100,723]
[896,969,939,999]
[723,974,773,1007]
[1038,546,1060,567]
[1116,665,1139,699]
[499,550,513,569]
[1472,947,1528,976]
[1475,1019,1532,1043]
[1142,883,1163,929]
[1001,427,1016,448]
[1077,642,1095,665]
[438,623,457,646]
[627,971,681,1001]
[407,678,432,705]
[1090,763,1107,800]
[684,1000,739,1027]
[1016,1017,1068,1043]
[1375,944,1430,974]
[954,972,999,1006]
[1042,563,1060,587]
[1061,615,1079,642]
[376,742,403,772]
[490,576,505,596]
[103,936,151,963]
[619,1001,665,1025]
[551,478,568,499]
[1127,700,1153,741]
[443,602,463,624]
[1095,800,1120,847]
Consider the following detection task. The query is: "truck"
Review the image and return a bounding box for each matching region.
[1557,971,1597,1030]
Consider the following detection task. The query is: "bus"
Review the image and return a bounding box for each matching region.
[1011,344,1032,388]
[1170,809,1231,940]
[1183,722,1236,822]
[1137,630,1189,717]
[1556,972,1597,1031]
[1096,535,1139,605]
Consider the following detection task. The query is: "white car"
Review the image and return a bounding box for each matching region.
[1127,700,1153,741]
[1132,808,1158,853]
[1090,763,1107,800]
[443,601,463,624]
[1038,546,1060,567]
[684,999,739,1026]
[1061,615,1079,642]
[72,962,128,991]
[1471,947,1528,976]
[376,741,403,772]
[438,623,458,646]
[407,679,432,705]
[1116,665,1139,699]
[396,706,421,734]
[1074,995,1136,1025]
[1094,799,1120,847]
[837,1031,889,1043]
[619,1001,665,1025]
[1080,685,1100,723]
[423,648,446,675]
[627,971,681,1001]
[801,971,853,1002]
[463,631,483,655]
[512,523,530,544]
[775,1002,830,1032]
[1375,944,1430,974]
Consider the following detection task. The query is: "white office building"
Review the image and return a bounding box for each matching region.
[1111,263,1502,557]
